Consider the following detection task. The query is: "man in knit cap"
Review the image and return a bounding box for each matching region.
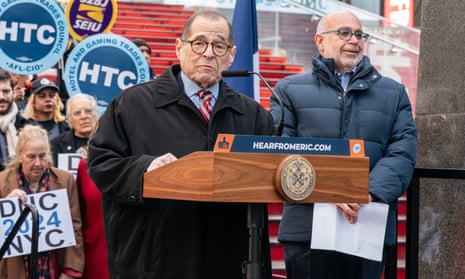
[132,39,156,80]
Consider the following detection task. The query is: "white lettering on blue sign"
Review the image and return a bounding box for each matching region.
[79,62,137,87]
[72,19,102,32]
[64,33,149,116]
[79,0,110,8]
[0,21,55,44]
[0,0,69,75]
[0,189,76,258]
[252,141,332,153]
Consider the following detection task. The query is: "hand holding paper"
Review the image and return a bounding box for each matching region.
[311,202,389,262]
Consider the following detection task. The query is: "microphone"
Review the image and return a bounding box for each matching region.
[221,70,250,77]
[222,70,284,136]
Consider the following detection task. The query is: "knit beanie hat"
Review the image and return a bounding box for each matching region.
[132,39,151,55]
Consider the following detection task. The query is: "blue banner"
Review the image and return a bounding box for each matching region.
[0,0,69,75]
[214,134,365,156]
[224,0,259,100]
[64,33,149,115]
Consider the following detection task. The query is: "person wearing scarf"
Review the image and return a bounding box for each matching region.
[0,70,20,171]
[0,125,84,278]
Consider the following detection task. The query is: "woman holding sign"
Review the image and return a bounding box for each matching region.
[0,125,84,279]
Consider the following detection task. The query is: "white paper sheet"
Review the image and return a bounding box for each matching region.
[310,202,389,262]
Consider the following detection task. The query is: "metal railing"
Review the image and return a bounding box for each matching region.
[404,168,465,279]
[285,0,420,55]
[374,167,465,279]
[0,203,39,279]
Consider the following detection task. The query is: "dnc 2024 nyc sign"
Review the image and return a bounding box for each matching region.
[0,189,76,258]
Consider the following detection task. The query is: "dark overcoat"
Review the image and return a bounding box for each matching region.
[88,65,275,279]
[271,55,417,246]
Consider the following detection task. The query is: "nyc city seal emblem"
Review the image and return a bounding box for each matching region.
[275,155,316,202]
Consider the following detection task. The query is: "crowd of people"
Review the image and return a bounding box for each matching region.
[0,25,155,278]
[0,68,104,278]
[0,8,416,279]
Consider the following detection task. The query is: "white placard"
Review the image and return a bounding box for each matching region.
[311,202,389,262]
[57,153,83,177]
[0,189,76,258]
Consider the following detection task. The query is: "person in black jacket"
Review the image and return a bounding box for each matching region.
[51,93,98,166]
[88,10,274,279]
[19,78,70,141]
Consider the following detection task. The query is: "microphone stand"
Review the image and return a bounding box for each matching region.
[222,70,285,137]
[252,71,284,137]
[245,203,265,279]
[222,70,283,279]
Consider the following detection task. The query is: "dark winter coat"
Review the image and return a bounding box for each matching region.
[50,130,88,166]
[271,55,417,246]
[88,64,275,279]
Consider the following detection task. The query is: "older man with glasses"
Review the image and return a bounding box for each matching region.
[50,93,98,165]
[270,10,417,279]
[87,10,274,279]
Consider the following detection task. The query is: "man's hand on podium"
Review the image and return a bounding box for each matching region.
[146,153,177,172]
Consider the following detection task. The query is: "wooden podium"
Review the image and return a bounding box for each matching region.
[143,151,369,203]
[143,150,369,279]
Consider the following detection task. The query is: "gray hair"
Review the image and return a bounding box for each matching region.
[316,15,328,34]
[65,93,98,120]
[182,10,234,45]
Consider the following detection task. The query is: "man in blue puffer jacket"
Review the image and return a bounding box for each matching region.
[270,10,417,279]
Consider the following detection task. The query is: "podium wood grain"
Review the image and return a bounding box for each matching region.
[143,151,369,203]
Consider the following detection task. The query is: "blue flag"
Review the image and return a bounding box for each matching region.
[225,0,260,101]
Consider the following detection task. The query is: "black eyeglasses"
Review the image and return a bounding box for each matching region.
[182,39,232,57]
[321,29,369,42]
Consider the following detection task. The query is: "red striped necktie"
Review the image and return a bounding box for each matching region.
[196,89,213,122]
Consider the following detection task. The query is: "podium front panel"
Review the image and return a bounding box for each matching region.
[143,152,369,204]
